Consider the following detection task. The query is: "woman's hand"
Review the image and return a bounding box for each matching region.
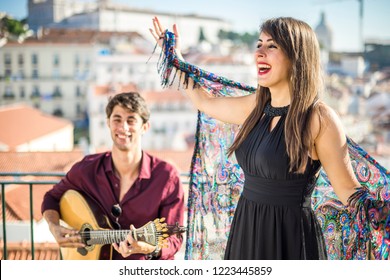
[112,225,157,258]
[149,16,183,60]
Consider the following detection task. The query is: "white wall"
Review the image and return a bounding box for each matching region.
[16,125,74,152]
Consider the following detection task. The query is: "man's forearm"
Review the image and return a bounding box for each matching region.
[43,209,61,229]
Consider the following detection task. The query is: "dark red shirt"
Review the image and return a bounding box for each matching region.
[41,151,184,260]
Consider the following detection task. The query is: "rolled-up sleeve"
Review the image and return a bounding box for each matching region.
[41,162,82,214]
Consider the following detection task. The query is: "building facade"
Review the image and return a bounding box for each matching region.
[27,0,232,50]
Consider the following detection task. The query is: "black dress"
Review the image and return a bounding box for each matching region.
[224,103,327,260]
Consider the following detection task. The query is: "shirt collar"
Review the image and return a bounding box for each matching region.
[104,151,152,179]
[139,151,152,179]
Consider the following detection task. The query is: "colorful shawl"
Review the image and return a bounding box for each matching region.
[155,31,390,260]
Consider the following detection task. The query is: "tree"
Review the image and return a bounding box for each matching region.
[218,29,258,48]
[0,15,32,44]
[199,27,207,42]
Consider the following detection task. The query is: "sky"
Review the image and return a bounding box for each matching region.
[1,0,390,52]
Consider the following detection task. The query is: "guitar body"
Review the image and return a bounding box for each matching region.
[59,189,113,260]
[59,190,186,260]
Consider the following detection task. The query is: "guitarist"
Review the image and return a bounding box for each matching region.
[41,92,185,260]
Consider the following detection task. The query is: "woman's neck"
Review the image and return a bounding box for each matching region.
[269,85,291,107]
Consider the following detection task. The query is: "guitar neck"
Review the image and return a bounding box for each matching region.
[79,220,183,247]
[85,229,131,245]
[86,229,153,246]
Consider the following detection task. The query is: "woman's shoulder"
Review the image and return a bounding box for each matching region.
[312,101,342,123]
[310,101,344,141]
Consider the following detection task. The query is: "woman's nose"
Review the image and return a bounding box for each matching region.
[256,47,265,57]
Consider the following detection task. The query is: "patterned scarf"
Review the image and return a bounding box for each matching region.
[155,31,390,260]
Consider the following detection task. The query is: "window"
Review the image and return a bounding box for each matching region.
[4,53,11,65]
[4,68,11,78]
[20,86,25,98]
[53,108,64,117]
[53,54,60,66]
[4,86,14,99]
[75,55,80,67]
[76,86,81,97]
[18,54,24,65]
[32,69,39,79]
[53,86,62,98]
[76,103,82,115]
[31,85,40,98]
[32,54,38,65]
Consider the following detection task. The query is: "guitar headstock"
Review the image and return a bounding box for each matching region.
[153,217,169,248]
[167,222,187,236]
[134,218,186,248]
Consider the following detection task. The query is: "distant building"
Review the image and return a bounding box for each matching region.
[327,52,366,78]
[364,41,390,71]
[341,55,366,78]
[27,0,231,50]
[0,104,74,151]
[0,28,147,122]
[315,11,333,52]
[314,11,333,66]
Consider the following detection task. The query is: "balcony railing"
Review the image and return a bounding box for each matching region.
[0,171,189,260]
[0,172,65,260]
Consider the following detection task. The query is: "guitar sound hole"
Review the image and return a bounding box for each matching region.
[81,228,91,244]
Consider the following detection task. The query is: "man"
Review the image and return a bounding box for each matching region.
[41,92,185,260]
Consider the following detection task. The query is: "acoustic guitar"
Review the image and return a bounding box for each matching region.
[59,189,185,260]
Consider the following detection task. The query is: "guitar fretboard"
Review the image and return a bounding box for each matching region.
[84,228,157,246]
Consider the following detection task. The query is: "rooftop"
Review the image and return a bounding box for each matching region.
[0,105,73,151]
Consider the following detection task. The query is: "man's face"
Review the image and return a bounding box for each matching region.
[107,105,149,151]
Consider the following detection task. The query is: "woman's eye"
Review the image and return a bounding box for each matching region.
[269,44,277,49]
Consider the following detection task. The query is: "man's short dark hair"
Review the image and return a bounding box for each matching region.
[106,92,150,123]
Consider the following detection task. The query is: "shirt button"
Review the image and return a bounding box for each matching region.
[115,184,118,187]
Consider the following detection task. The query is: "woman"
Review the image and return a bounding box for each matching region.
[150,17,389,260]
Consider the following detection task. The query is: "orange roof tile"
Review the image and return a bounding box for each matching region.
[2,184,55,221]
[0,105,73,150]
[0,151,83,173]
[0,241,60,260]
[8,28,142,45]
[146,149,194,175]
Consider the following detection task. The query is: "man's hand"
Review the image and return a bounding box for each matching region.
[112,225,158,258]
[43,209,84,248]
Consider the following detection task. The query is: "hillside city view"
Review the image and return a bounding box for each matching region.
[0,0,390,260]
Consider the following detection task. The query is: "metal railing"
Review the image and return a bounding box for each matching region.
[0,172,189,260]
[1,172,65,260]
